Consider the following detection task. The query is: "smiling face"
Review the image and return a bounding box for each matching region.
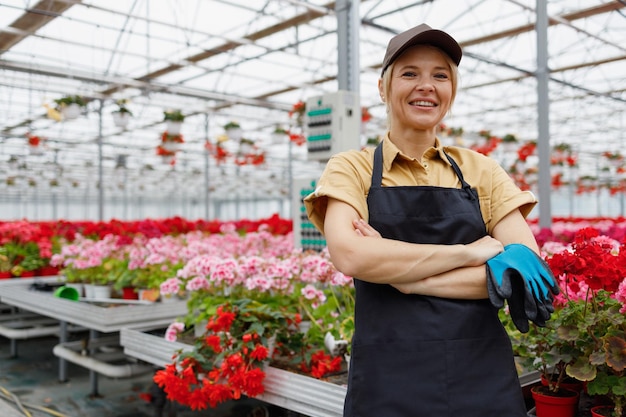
[379,45,456,137]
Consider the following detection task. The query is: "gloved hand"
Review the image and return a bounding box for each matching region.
[487,244,559,303]
[486,264,537,333]
[486,243,560,333]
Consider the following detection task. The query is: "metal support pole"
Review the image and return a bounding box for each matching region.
[536,0,552,229]
[58,320,68,382]
[204,113,210,219]
[336,0,360,93]
[10,338,17,357]
[89,329,100,397]
[97,99,104,221]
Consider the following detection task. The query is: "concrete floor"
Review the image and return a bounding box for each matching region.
[0,333,292,417]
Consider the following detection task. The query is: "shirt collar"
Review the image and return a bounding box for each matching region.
[381,134,453,172]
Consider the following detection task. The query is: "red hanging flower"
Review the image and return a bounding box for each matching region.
[361,106,372,123]
[288,101,306,126]
[27,134,43,147]
[161,131,184,144]
[288,132,306,146]
[205,141,230,164]
[517,142,537,162]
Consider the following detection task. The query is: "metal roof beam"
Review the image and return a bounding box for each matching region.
[0,0,81,53]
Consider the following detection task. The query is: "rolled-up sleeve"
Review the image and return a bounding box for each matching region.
[303,153,369,235]
[487,162,537,234]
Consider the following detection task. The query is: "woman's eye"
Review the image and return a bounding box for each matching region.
[434,73,449,79]
[401,71,417,77]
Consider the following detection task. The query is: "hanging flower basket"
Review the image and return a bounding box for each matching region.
[163,110,185,134]
[26,133,45,155]
[224,121,243,141]
[54,95,86,121]
[61,103,82,120]
[113,99,133,128]
[271,126,289,144]
[164,121,181,135]
[289,101,306,127]
[156,146,177,165]
[113,112,131,128]
[161,132,184,152]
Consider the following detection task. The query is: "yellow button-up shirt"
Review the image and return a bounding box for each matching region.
[303,136,537,235]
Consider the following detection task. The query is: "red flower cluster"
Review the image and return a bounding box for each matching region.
[361,106,372,123]
[0,215,292,244]
[470,136,500,155]
[517,142,536,162]
[299,349,342,379]
[26,134,44,147]
[161,131,184,143]
[546,227,626,301]
[154,304,269,410]
[288,132,306,146]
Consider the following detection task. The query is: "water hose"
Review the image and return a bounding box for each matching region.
[0,386,69,417]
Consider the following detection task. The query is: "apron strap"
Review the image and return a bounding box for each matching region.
[373,142,476,201]
[372,142,384,188]
[443,150,477,201]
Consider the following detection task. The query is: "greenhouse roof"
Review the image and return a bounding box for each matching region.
[0,0,624,202]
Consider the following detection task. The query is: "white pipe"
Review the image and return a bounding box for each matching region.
[0,323,61,339]
[53,340,153,379]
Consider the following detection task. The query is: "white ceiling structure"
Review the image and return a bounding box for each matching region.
[0,0,624,219]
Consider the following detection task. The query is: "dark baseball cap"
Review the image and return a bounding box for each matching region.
[381,23,462,76]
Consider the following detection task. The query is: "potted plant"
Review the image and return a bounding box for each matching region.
[112,99,133,128]
[154,296,343,411]
[154,298,297,410]
[54,95,86,120]
[271,125,289,144]
[543,229,626,417]
[160,131,184,152]
[163,109,185,134]
[510,308,583,417]
[224,121,243,141]
[288,100,306,127]
[512,228,626,417]
[129,262,181,302]
[499,133,519,152]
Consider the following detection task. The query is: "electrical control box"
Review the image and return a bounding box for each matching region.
[305,90,361,161]
[292,177,326,251]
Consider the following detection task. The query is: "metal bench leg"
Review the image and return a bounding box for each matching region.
[89,329,100,397]
[58,320,68,382]
[10,338,17,357]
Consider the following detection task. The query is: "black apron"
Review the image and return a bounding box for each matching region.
[343,143,526,417]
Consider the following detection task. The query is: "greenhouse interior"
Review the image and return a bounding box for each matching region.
[1,1,625,417]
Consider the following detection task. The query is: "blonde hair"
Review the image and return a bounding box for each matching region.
[380,46,459,128]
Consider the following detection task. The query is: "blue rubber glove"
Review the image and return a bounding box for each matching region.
[486,243,560,333]
[486,244,559,304]
[486,264,537,333]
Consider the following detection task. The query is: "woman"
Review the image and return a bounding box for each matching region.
[303,24,538,416]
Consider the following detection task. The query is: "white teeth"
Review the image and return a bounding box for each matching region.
[411,100,436,106]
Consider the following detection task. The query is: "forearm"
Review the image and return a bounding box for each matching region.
[392,265,489,299]
[323,200,503,285]
[331,234,487,284]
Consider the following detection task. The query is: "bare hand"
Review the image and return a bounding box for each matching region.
[352,219,382,238]
[465,235,504,266]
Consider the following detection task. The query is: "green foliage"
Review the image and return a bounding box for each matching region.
[163,109,185,122]
[299,284,355,353]
[113,99,133,116]
[130,261,182,290]
[0,241,46,274]
[223,121,241,130]
[508,290,626,416]
[54,95,86,108]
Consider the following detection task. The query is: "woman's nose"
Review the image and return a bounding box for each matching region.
[416,80,434,92]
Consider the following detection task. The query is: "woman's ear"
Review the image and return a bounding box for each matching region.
[378,79,385,102]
